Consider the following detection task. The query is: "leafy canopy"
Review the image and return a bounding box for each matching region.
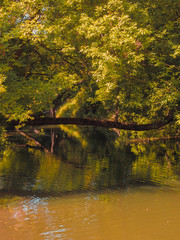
[0,0,179,124]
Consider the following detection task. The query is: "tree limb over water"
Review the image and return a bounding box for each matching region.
[7,113,175,131]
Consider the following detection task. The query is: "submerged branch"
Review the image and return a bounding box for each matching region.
[16,130,49,152]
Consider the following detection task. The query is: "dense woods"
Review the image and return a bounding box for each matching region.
[0,0,179,130]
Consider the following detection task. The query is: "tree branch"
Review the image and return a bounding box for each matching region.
[6,114,175,131]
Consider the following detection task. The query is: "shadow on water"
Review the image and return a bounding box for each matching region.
[0,126,179,199]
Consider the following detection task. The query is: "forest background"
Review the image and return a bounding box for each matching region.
[0,0,179,136]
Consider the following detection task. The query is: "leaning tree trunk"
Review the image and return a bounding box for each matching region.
[1,106,177,131]
[5,114,175,131]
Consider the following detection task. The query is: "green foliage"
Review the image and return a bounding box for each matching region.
[0,0,179,126]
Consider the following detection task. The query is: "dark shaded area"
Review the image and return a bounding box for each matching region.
[0,127,179,198]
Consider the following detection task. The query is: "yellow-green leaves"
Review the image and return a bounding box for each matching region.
[0,74,6,93]
[0,0,179,126]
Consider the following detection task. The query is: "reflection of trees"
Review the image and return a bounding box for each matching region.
[130,141,180,185]
[31,127,135,194]
[50,128,60,154]
[0,127,135,195]
[0,127,179,198]
[0,146,40,192]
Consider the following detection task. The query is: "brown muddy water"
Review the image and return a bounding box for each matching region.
[0,127,179,240]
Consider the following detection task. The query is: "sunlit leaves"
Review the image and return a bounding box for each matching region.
[0,0,179,125]
[0,74,6,93]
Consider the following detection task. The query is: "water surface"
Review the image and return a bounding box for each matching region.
[0,127,179,240]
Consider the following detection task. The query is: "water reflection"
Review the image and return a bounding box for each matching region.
[0,126,180,240]
[130,141,180,186]
[0,127,179,197]
[1,189,180,240]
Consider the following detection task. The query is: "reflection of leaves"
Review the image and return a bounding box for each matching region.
[0,127,179,197]
[131,140,180,185]
[132,156,176,185]
[0,127,7,158]
[0,146,40,191]
[59,125,88,147]
[0,196,21,208]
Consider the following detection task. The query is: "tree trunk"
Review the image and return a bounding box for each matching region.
[7,115,174,131]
